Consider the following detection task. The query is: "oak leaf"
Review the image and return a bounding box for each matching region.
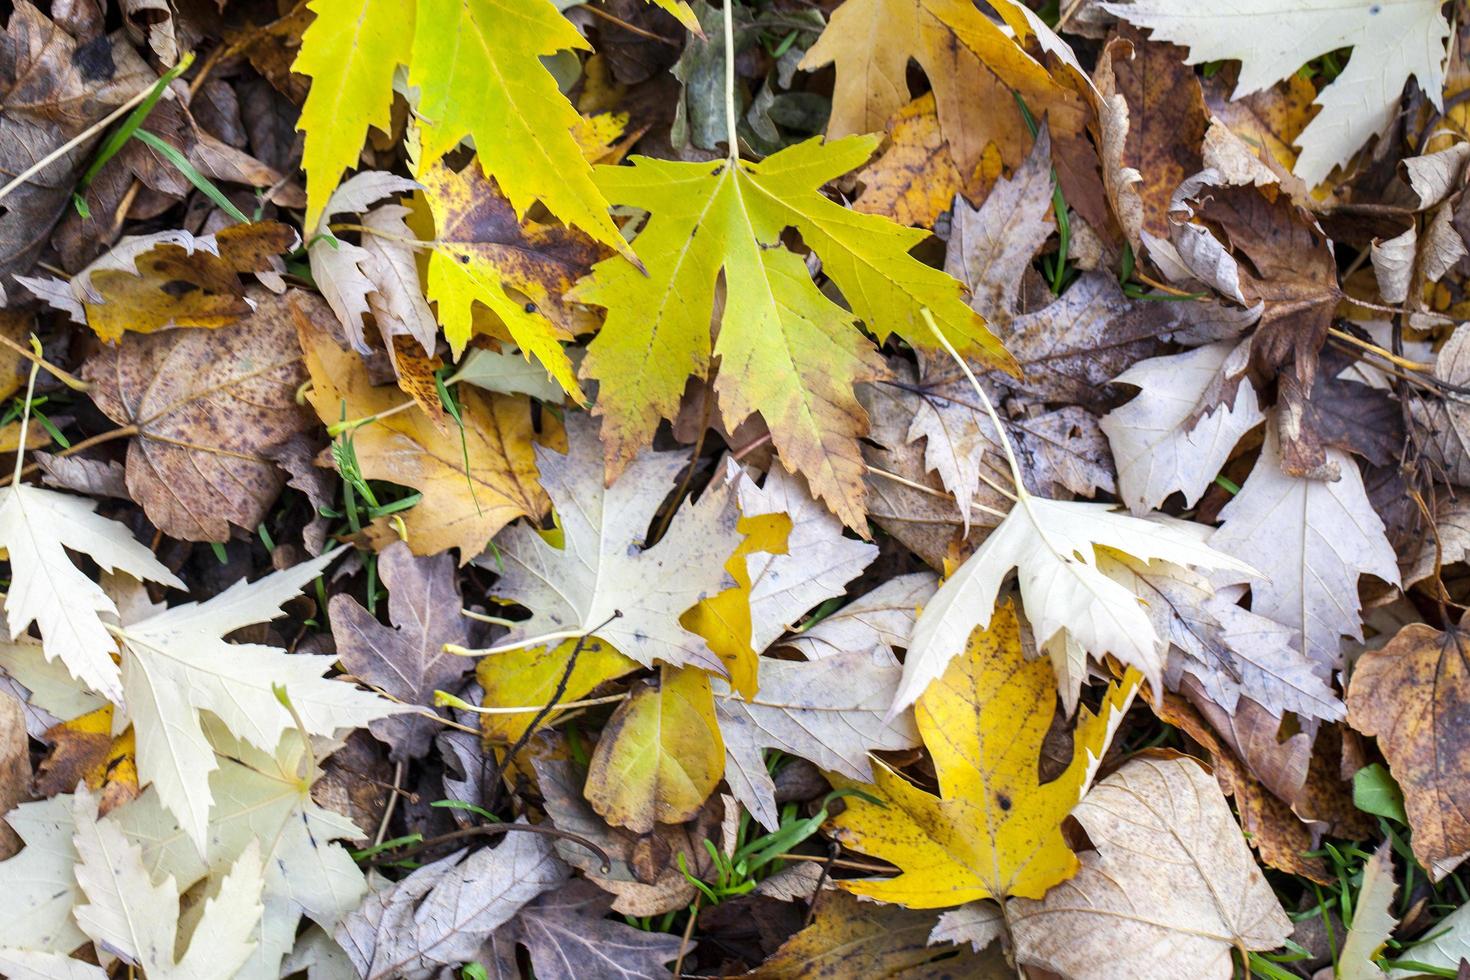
[830,602,1137,907]
[1009,756,1292,979]
[574,136,1010,529]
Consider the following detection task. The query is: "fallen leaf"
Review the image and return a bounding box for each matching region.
[81,287,317,542]
[330,541,472,761]
[72,788,264,980]
[0,481,182,702]
[1009,755,1293,979]
[744,890,1007,978]
[484,878,685,980]
[1348,612,1470,877]
[716,650,920,830]
[1211,421,1400,674]
[420,156,603,391]
[852,93,998,229]
[895,486,1252,713]
[781,571,936,662]
[298,305,549,559]
[0,796,85,954]
[1104,0,1452,185]
[1101,339,1262,515]
[830,601,1137,907]
[334,827,568,980]
[573,135,1007,529]
[482,414,743,673]
[475,637,640,746]
[1339,841,1399,979]
[585,666,726,834]
[24,223,298,342]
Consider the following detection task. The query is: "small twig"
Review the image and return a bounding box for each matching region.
[650,389,712,546]
[805,842,840,925]
[673,893,702,980]
[1327,327,1434,372]
[772,852,897,873]
[864,464,1010,520]
[373,760,406,848]
[0,333,90,392]
[731,432,772,460]
[365,821,612,871]
[488,611,623,811]
[18,424,141,483]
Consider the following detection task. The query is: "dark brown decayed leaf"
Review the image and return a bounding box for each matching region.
[329,541,472,762]
[1107,27,1209,243]
[0,2,152,289]
[81,287,317,541]
[1348,614,1470,878]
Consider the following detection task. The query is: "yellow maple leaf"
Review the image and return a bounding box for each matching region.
[296,304,548,560]
[295,0,413,231]
[829,601,1138,907]
[295,0,689,246]
[584,665,726,834]
[574,136,1014,530]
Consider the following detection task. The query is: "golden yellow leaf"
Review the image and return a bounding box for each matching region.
[680,511,792,699]
[296,306,548,560]
[829,601,1138,907]
[798,0,1083,175]
[854,93,1002,229]
[475,636,640,745]
[585,665,725,834]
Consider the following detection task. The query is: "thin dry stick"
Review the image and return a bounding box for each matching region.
[864,464,1010,520]
[373,760,407,848]
[1327,327,1434,372]
[673,893,702,980]
[0,333,90,392]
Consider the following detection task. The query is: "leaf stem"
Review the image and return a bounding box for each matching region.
[10,340,41,487]
[0,332,90,392]
[723,0,739,160]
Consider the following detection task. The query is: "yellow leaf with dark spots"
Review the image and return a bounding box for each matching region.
[828,601,1138,907]
[475,636,640,746]
[420,157,604,396]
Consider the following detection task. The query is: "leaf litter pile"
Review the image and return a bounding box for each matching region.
[3,0,1470,977]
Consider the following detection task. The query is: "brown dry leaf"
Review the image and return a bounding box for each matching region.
[584,665,725,834]
[853,93,1000,229]
[1204,70,1319,188]
[1010,755,1293,978]
[1195,184,1339,398]
[1104,28,1209,243]
[0,693,25,858]
[1348,613,1470,877]
[55,222,298,342]
[389,335,447,428]
[0,2,153,291]
[297,301,549,560]
[81,287,316,542]
[0,312,29,404]
[744,891,1011,978]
